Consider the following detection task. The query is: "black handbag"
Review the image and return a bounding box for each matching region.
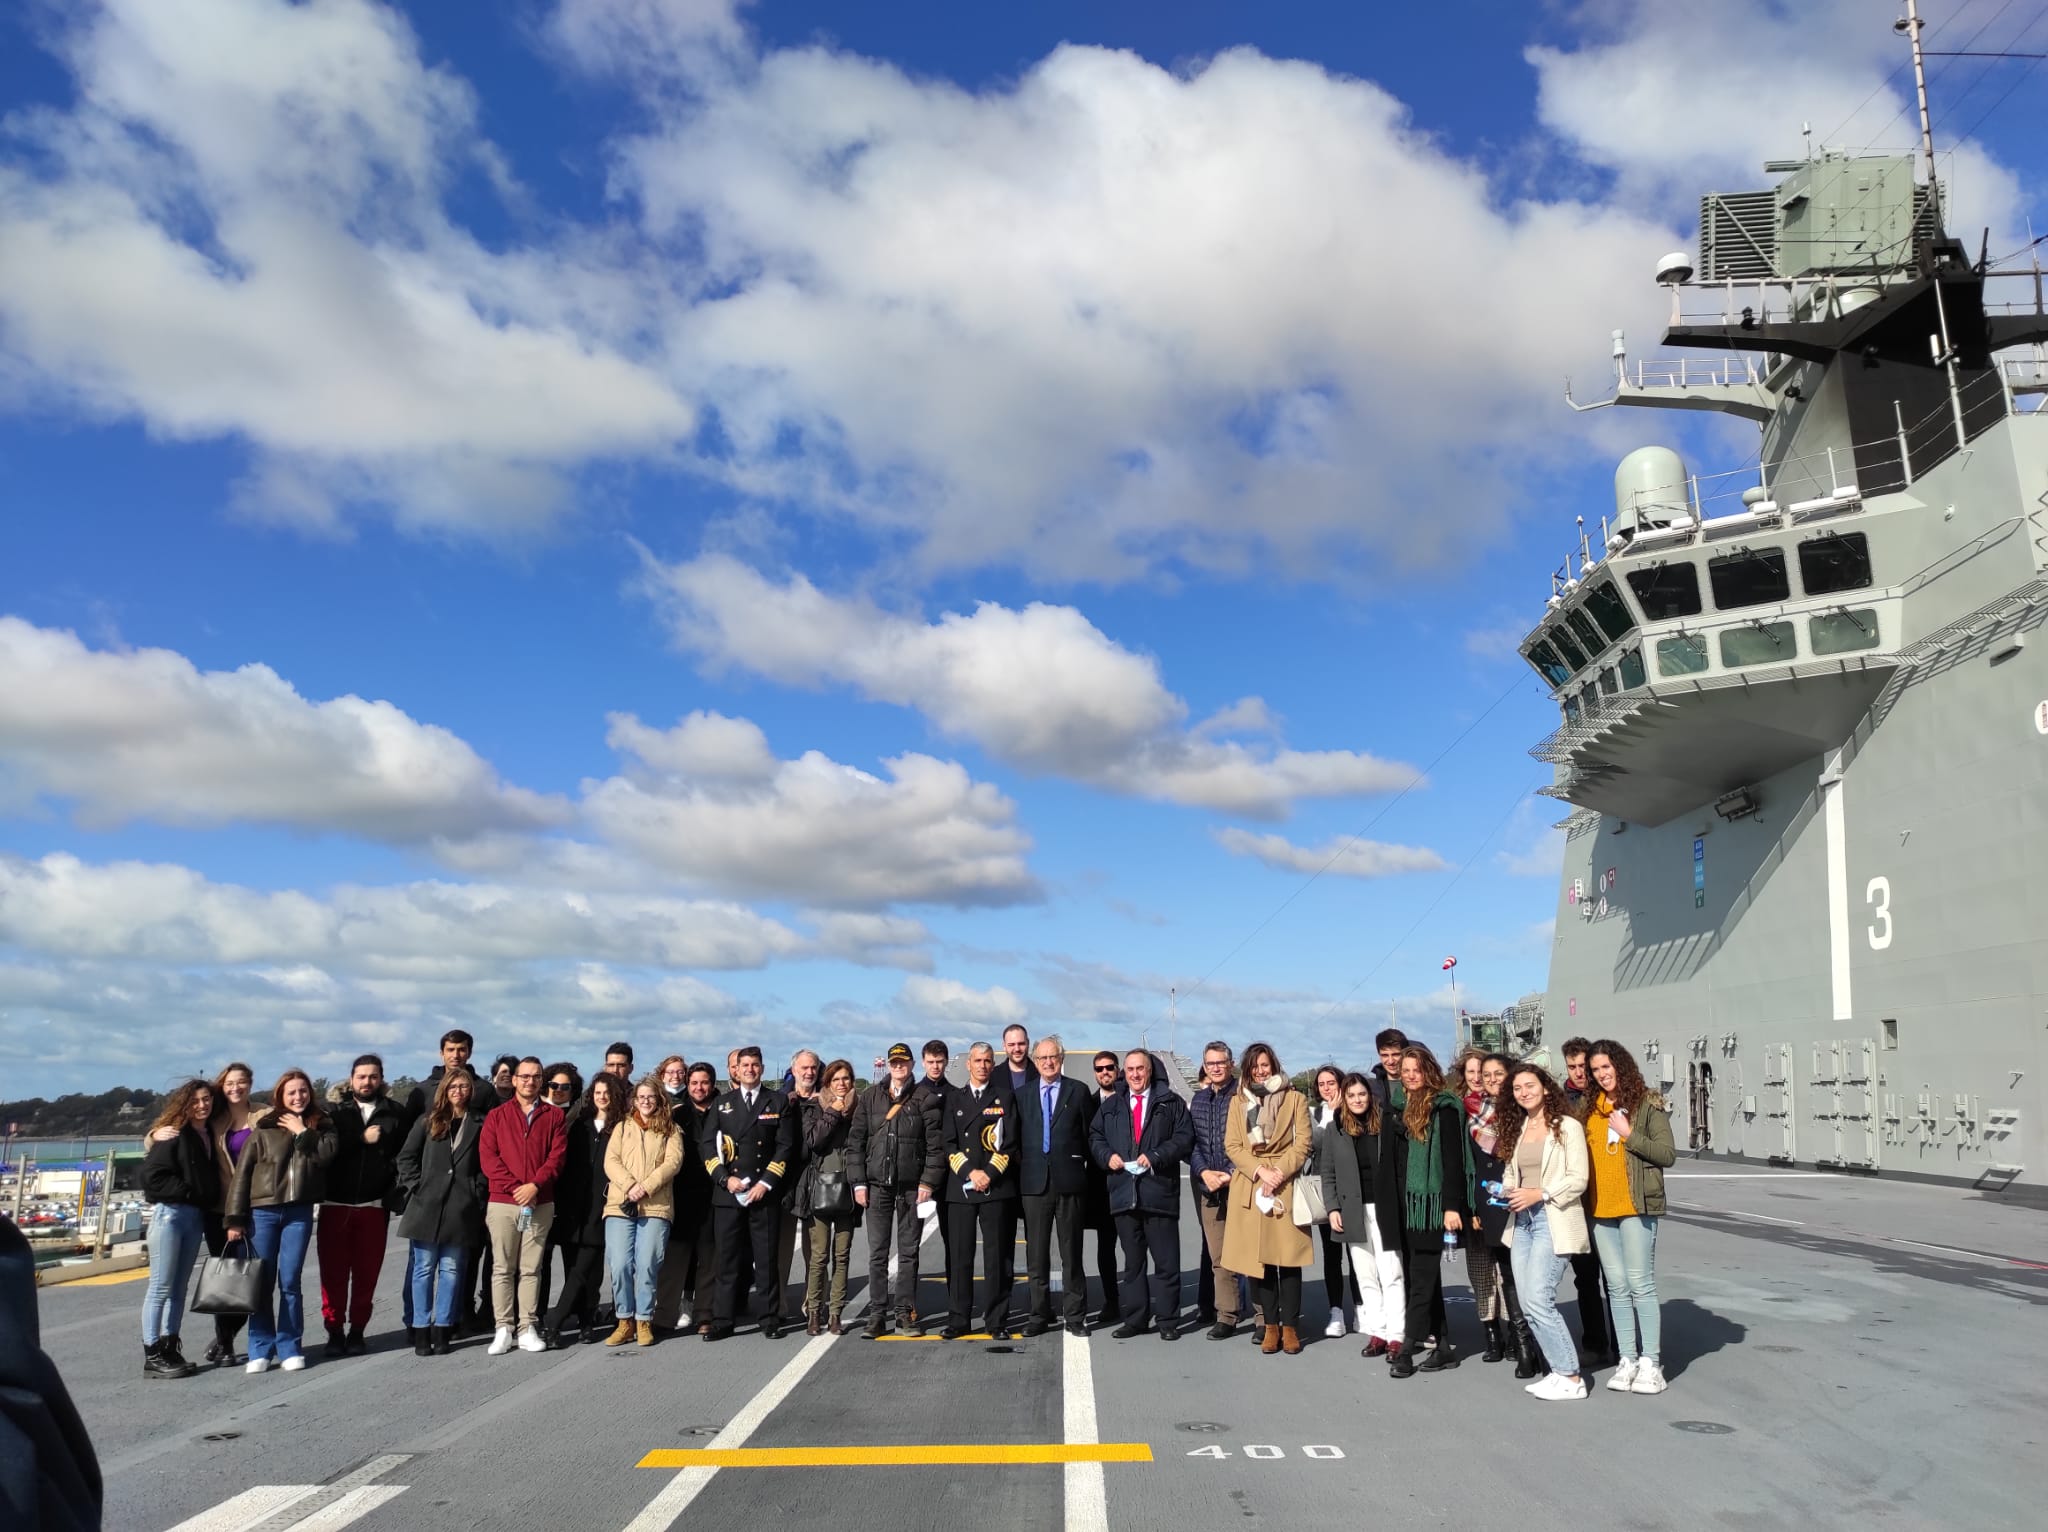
[803,1158,853,1218]
[189,1237,270,1316]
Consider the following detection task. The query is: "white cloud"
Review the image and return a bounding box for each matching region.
[1529,1,2024,238]
[0,0,690,537]
[0,616,565,841]
[644,554,1417,817]
[1213,827,1449,879]
[1496,798,1566,878]
[895,974,1028,1030]
[585,710,1038,907]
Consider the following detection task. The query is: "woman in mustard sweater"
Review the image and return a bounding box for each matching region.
[1583,1040,1675,1396]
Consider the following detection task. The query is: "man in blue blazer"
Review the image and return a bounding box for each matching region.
[1088,1050,1195,1340]
[1014,1035,1096,1336]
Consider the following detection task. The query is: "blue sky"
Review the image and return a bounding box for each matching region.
[2,0,2042,1094]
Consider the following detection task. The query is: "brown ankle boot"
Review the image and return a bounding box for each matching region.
[1261,1324,1281,1355]
[636,1321,655,1347]
[1280,1325,1303,1355]
[806,1308,822,1337]
[828,1311,843,1335]
[604,1320,634,1347]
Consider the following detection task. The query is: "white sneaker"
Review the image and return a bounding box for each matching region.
[1630,1358,1668,1394]
[1323,1313,1347,1339]
[516,1327,547,1353]
[244,1357,271,1375]
[1530,1371,1588,1401]
[279,1355,306,1372]
[1606,1356,1640,1392]
[674,1308,692,1331]
[487,1326,515,1355]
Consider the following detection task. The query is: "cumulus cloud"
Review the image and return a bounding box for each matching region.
[644,555,1417,817]
[584,710,1038,906]
[895,974,1028,1030]
[0,0,690,536]
[0,616,565,841]
[1212,827,1449,879]
[1495,798,1566,878]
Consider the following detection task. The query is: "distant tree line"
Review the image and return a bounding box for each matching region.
[3,1076,424,1139]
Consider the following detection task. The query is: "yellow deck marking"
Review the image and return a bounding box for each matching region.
[637,1443,1152,1469]
[50,1268,150,1287]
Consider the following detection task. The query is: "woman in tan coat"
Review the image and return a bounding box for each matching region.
[602,1078,685,1346]
[1221,1041,1314,1355]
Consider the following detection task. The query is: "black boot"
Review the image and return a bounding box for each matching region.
[324,1324,348,1360]
[1481,1319,1506,1363]
[143,1339,190,1379]
[430,1326,452,1356]
[1512,1316,1543,1379]
[413,1327,433,1357]
[1387,1341,1416,1379]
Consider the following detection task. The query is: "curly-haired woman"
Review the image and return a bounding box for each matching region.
[1584,1040,1676,1395]
[1498,1062,1590,1401]
[139,1079,218,1378]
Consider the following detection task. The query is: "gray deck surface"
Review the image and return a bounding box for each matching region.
[34,1161,2048,1531]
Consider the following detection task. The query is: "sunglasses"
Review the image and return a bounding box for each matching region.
[546,1080,573,1093]
[1094,1064,1118,1074]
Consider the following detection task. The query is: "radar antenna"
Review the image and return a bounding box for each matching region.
[1897,0,1942,233]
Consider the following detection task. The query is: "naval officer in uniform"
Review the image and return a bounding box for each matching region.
[940,1041,1019,1338]
[698,1046,801,1340]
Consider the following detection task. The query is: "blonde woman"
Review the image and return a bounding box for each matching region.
[800,1059,863,1334]
[1221,1042,1314,1355]
[603,1076,685,1346]
[201,1061,258,1366]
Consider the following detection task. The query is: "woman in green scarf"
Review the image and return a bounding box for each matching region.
[1387,1045,1471,1378]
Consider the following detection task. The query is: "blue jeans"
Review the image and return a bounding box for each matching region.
[142,1201,207,1345]
[1510,1207,1580,1375]
[1592,1214,1661,1360]
[247,1203,315,1361]
[605,1213,670,1321]
[409,1241,464,1328]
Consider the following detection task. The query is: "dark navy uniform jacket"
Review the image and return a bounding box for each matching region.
[941,1078,1018,1203]
[698,1086,801,1207]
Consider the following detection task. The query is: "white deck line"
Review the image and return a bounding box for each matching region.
[1062,1326,1108,1532]
[280,1485,409,1532]
[1669,1199,1803,1225]
[621,1332,837,1532]
[165,1488,322,1532]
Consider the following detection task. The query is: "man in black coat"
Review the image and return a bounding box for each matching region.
[1013,1034,1095,1336]
[939,1041,1018,1338]
[319,1054,408,1357]
[698,1046,802,1341]
[1082,1049,1123,1324]
[848,1043,944,1337]
[1088,1049,1195,1340]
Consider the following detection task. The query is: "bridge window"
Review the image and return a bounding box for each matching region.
[1566,609,1606,658]
[1563,693,1582,725]
[1809,608,1880,655]
[1655,633,1709,676]
[1627,563,1703,620]
[1720,619,1796,667]
[1597,666,1619,696]
[1550,626,1589,671]
[1799,532,1873,595]
[1525,640,1571,687]
[1618,648,1646,689]
[1583,579,1637,644]
[1708,547,1791,610]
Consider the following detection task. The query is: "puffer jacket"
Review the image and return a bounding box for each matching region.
[225,1112,338,1219]
[602,1118,685,1221]
[141,1126,218,1211]
[846,1079,944,1190]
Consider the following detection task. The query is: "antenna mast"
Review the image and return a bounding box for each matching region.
[1901,0,1943,232]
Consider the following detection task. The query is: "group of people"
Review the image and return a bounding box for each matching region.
[134,1023,1673,1402]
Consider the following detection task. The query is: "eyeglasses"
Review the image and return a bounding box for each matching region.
[546,1081,573,1093]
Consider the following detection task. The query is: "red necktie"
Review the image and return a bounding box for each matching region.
[1132,1092,1144,1145]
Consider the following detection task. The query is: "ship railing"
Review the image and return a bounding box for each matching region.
[1667,267,2046,329]
[1617,355,1766,390]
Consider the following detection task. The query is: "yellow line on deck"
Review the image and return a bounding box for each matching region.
[50,1268,150,1287]
[637,1443,1153,1469]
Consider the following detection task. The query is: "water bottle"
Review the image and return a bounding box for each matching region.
[1481,1178,1509,1209]
[1442,1228,1461,1265]
[518,1204,533,1234]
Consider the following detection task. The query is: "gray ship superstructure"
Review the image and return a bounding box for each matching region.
[1514,140,2048,1194]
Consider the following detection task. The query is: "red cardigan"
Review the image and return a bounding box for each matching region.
[478,1097,568,1205]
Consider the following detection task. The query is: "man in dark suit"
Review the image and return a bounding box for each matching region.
[1083,1048,1123,1324]
[1013,1034,1095,1337]
[698,1046,802,1341]
[1088,1049,1195,1340]
[940,1041,1018,1338]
